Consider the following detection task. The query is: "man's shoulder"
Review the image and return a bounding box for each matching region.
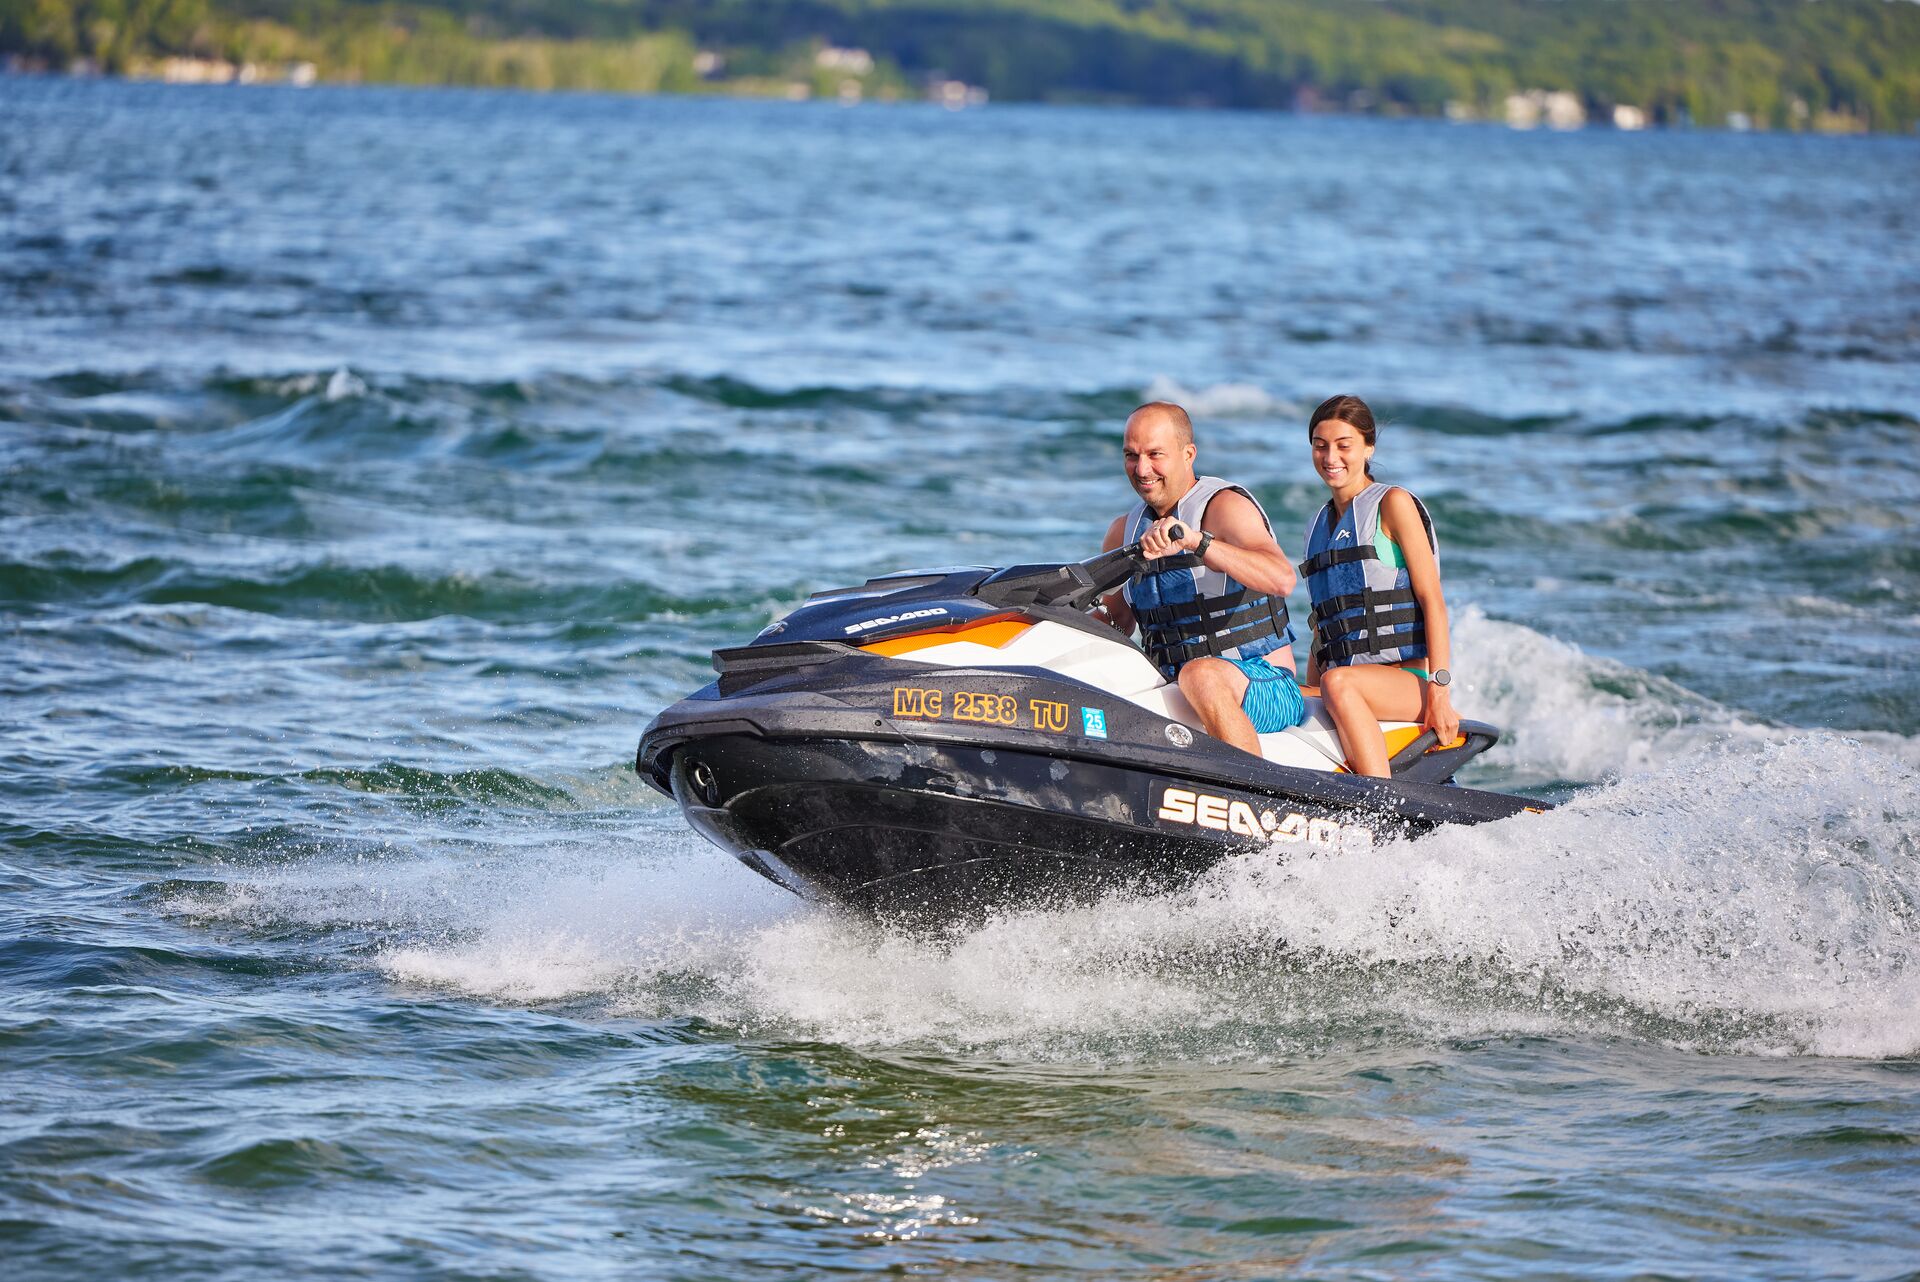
[1197,482,1261,518]
[1197,483,1280,544]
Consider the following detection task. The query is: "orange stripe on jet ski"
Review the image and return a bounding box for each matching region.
[1333,727,1468,772]
[860,617,1032,657]
[1381,725,1427,758]
[1382,727,1468,756]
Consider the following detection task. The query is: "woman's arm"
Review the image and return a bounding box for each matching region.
[1382,489,1458,742]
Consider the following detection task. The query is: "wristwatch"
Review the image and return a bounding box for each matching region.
[1429,668,1451,687]
[1194,531,1214,558]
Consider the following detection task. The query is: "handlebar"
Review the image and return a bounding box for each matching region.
[972,521,1197,613]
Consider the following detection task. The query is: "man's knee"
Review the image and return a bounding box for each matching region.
[1179,658,1235,704]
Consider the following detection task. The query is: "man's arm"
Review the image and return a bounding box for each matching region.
[1096,513,1136,635]
[1139,490,1295,598]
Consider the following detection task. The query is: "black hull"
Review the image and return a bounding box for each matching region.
[637,642,1542,920]
[656,729,1534,920]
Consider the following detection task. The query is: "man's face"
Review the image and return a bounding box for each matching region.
[1123,413,1196,511]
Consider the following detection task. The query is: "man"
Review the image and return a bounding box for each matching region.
[1097,402,1304,754]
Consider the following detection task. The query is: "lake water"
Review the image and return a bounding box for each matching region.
[4,78,1919,1279]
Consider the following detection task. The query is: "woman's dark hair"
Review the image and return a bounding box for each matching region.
[1308,393,1376,477]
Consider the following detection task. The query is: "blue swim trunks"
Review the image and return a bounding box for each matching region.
[1228,655,1308,732]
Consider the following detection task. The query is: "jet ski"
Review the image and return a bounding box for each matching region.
[636,531,1544,918]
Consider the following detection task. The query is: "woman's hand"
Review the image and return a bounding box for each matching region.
[1423,682,1460,745]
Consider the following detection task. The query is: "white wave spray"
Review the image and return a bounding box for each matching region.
[175,620,1920,1063]
[1452,606,1920,782]
[312,736,1919,1063]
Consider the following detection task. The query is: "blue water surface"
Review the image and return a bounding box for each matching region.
[3,77,1918,1280]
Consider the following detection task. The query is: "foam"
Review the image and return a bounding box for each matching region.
[1140,376,1293,419]
[175,623,1920,1063]
[258,366,368,400]
[1452,606,1920,781]
[376,845,799,1004]
[788,736,1913,1058]
[326,734,1918,1062]
[1214,735,1920,1059]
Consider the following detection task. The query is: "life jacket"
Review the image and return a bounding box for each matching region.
[1122,476,1293,681]
[1300,481,1435,669]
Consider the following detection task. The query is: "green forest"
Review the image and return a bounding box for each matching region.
[4,0,1918,131]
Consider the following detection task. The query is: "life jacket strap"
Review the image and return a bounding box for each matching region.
[1297,544,1378,579]
[1310,585,1425,666]
[1306,586,1418,633]
[1134,588,1275,630]
[1139,591,1291,676]
[1316,627,1428,666]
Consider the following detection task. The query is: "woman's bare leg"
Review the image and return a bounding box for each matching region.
[1318,665,1426,777]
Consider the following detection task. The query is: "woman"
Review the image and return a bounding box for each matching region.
[1300,394,1458,777]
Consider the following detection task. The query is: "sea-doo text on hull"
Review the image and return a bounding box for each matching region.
[637,536,1542,917]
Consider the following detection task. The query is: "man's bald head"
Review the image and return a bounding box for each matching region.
[1122,401,1198,512]
[1126,401,1194,448]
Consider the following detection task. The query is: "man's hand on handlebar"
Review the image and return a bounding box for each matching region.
[1139,517,1202,561]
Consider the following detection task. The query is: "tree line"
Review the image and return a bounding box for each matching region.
[4,0,1917,131]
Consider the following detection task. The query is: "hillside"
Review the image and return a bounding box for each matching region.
[4,0,1917,131]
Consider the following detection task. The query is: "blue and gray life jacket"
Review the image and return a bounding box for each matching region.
[1122,476,1294,681]
[1301,481,1435,670]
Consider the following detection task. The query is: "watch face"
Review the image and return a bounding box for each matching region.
[1432,668,1452,686]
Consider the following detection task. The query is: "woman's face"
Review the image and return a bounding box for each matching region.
[1310,419,1374,490]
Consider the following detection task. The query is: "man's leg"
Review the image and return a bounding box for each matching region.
[1319,665,1425,777]
[1178,657,1259,755]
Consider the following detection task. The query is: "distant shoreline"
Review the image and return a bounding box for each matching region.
[6,64,1911,140]
[6,0,1918,135]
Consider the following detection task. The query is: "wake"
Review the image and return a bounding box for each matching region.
[172,617,1920,1061]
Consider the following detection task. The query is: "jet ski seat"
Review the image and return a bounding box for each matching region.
[1122,681,1410,773]
[980,623,1431,775]
[1260,698,1349,768]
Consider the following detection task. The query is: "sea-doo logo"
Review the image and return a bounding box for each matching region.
[1156,786,1372,851]
[845,607,949,636]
